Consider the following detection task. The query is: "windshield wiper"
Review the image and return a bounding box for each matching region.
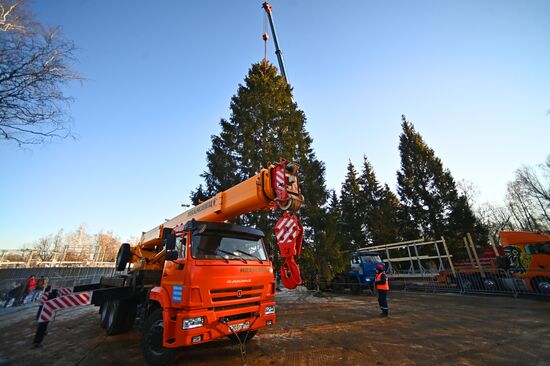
[197,247,228,263]
[236,250,263,264]
[216,249,247,263]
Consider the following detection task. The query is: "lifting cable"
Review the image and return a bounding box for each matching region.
[221,312,260,366]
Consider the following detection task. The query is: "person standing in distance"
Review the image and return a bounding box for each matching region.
[375,264,389,317]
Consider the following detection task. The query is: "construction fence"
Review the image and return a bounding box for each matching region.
[0,266,116,307]
[309,235,550,299]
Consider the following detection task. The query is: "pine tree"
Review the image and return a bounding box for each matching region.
[191,62,332,280]
[396,115,486,249]
[339,161,364,251]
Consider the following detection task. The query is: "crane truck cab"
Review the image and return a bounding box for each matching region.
[498,231,550,294]
[331,251,384,294]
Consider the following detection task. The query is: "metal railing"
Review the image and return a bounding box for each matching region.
[398,267,550,298]
[306,268,550,298]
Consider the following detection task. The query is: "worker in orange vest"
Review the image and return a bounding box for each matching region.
[375,264,389,317]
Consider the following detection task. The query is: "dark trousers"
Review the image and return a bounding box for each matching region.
[377,290,389,315]
[33,322,49,346]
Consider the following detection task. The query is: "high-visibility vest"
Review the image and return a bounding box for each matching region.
[376,272,389,291]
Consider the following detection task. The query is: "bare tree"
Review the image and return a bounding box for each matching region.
[505,156,550,232]
[476,202,512,243]
[95,231,121,262]
[515,158,550,223]
[0,0,80,145]
[33,235,53,261]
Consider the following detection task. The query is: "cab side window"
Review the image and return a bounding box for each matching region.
[176,236,186,258]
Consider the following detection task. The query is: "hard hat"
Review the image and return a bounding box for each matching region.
[376,264,384,271]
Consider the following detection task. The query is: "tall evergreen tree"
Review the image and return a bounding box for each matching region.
[301,189,346,288]
[396,115,487,249]
[191,62,333,279]
[358,156,400,245]
[339,161,364,251]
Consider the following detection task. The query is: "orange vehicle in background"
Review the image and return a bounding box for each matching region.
[498,231,550,293]
[90,160,304,366]
[436,231,550,295]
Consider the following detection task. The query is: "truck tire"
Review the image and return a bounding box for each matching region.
[532,277,550,294]
[332,275,344,293]
[350,278,361,295]
[141,308,176,366]
[99,303,109,329]
[116,243,132,271]
[228,330,257,343]
[104,299,137,335]
[458,276,473,291]
[482,277,499,291]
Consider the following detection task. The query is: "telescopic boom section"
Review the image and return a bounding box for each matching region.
[262,1,288,84]
[138,161,302,248]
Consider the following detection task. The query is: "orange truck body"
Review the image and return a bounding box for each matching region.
[498,231,550,292]
[92,161,303,364]
[436,231,550,294]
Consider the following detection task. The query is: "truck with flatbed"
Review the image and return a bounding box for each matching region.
[330,251,384,294]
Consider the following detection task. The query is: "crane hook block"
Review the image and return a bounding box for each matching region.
[275,212,303,289]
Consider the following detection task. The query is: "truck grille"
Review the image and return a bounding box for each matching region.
[210,286,263,302]
[213,301,260,312]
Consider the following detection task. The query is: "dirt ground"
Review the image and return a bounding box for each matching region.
[0,290,549,366]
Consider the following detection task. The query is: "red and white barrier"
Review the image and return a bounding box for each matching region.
[38,291,92,323]
[39,287,74,304]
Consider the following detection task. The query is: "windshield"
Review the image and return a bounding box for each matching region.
[526,243,550,255]
[191,233,267,261]
[361,255,382,263]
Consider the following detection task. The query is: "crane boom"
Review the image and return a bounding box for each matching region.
[262,2,288,84]
[139,161,302,247]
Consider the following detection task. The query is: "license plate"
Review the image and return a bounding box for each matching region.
[229,321,250,332]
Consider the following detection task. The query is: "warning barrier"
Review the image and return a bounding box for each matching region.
[38,291,92,322]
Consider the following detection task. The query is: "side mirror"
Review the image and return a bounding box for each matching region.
[163,228,176,251]
[165,250,178,261]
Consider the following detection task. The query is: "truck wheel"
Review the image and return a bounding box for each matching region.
[350,278,361,295]
[228,330,257,343]
[105,300,122,335]
[532,277,550,294]
[104,299,137,335]
[100,302,109,329]
[458,277,473,291]
[141,308,176,366]
[332,275,344,293]
[116,243,132,271]
[483,278,498,291]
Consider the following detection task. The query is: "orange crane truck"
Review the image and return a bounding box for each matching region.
[90,160,303,365]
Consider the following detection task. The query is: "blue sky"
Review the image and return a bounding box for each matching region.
[1,0,548,249]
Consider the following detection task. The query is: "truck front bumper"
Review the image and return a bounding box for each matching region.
[163,301,276,348]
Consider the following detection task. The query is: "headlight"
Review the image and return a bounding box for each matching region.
[182,316,204,329]
[265,305,276,315]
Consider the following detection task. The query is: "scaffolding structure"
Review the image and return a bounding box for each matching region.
[357,237,456,278]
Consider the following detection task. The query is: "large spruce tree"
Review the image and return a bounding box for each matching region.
[396,115,487,249]
[358,156,400,245]
[339,161,364,251]
[192,62,338,283]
